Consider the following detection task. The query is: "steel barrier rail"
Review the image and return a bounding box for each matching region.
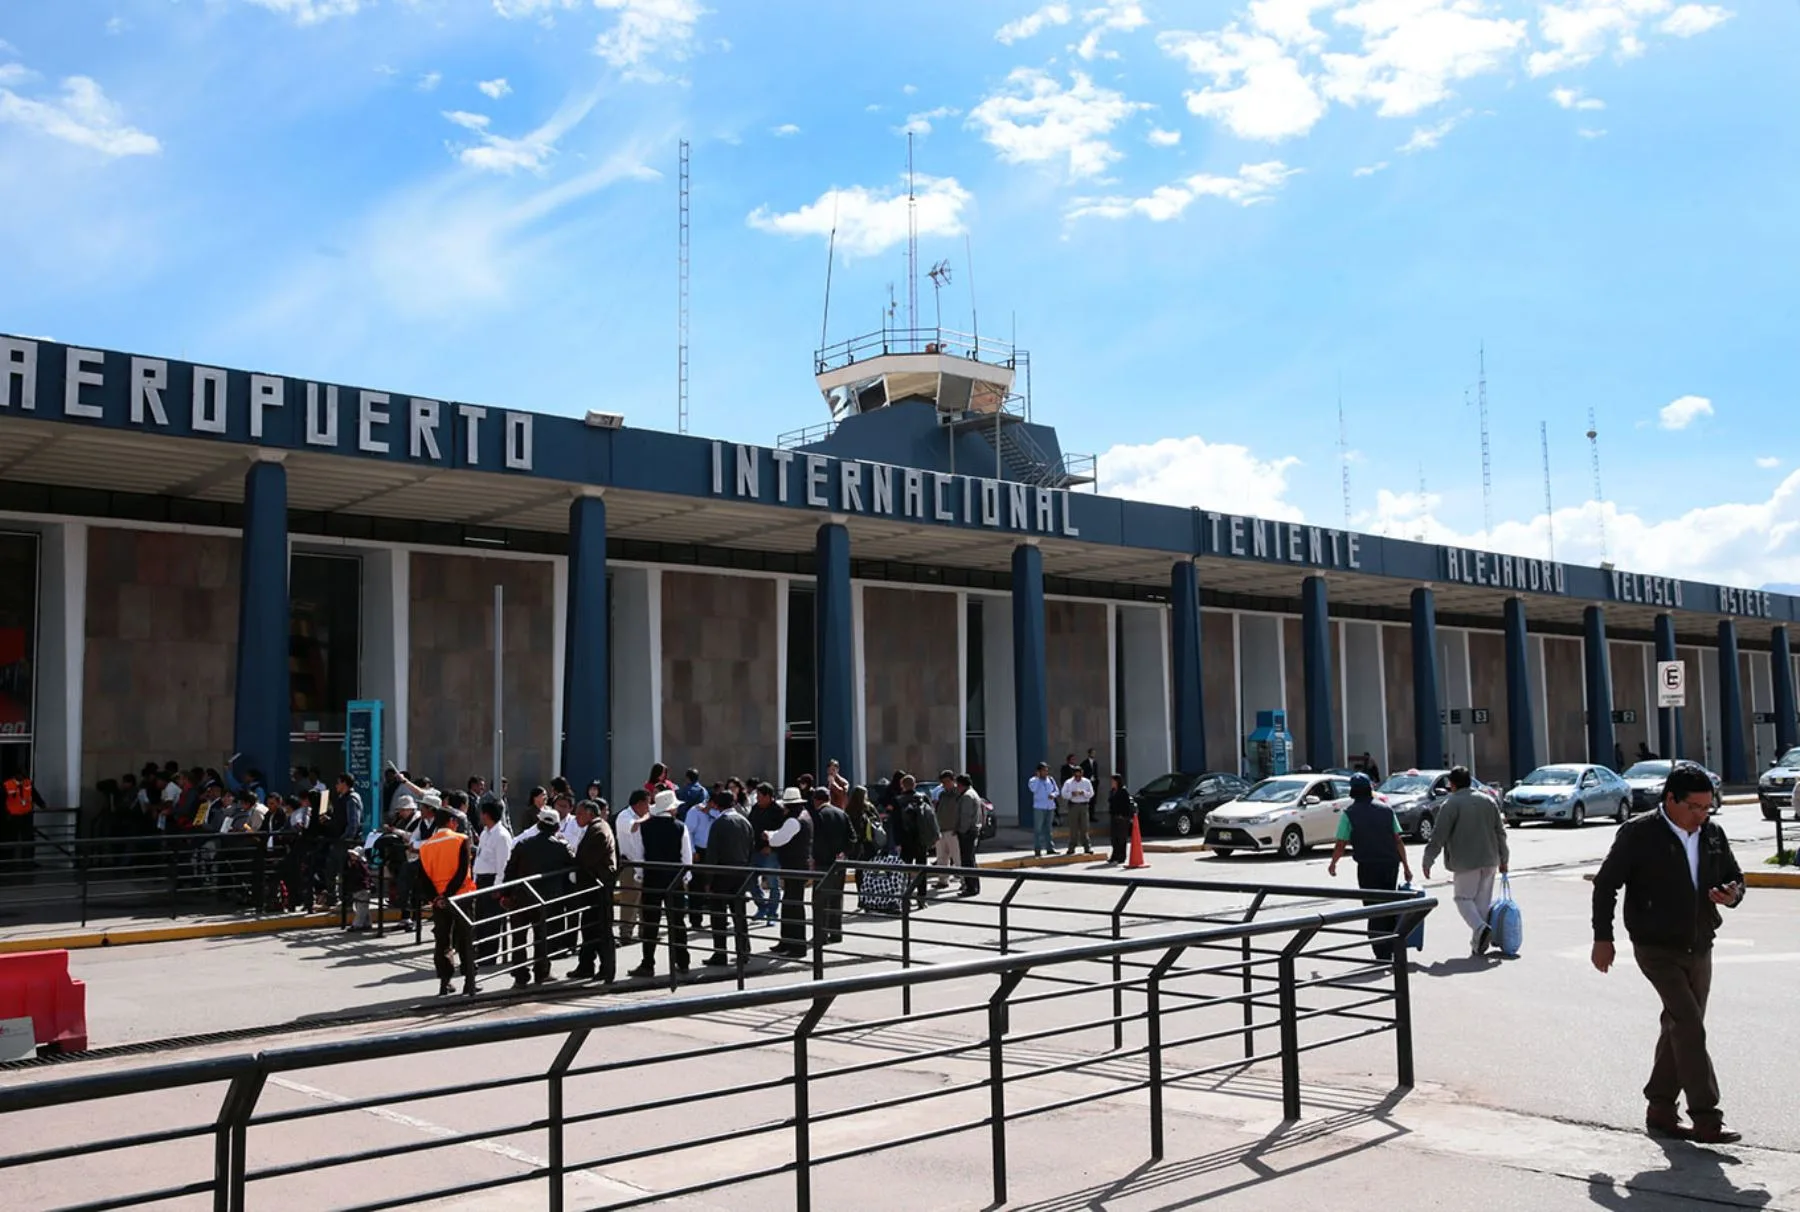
[0,888,1435,1212]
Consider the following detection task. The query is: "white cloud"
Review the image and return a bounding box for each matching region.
[417,71,442,92]
[593,0,703,76]
[746,175,971,258]
[1159,26,1328,141]
[996,3,1073,44]
[1550,85,1605,110]
[1577,125,1606,138]
[899,105,959,136]
[968,68,1150,178]
[242,0,363,24]
[491,0,577,15]
[1118,431,1800,587]
[1098,436,1305,520]
[1661,4,1732,37]
[1321,0,1527,117]
[1399,110,1463,152]
[0,74,160,157]
[1756,457,1781,470]
[105,17,127,35]
[441,87,600,174]
[1074,0,1151,61]
[1658,394,1713,430]
[1069,160,1300,220]
[1353,160,1388,175]
[902,83,918,95]
[1146,127,1182,146]
[478,78,513,100]
[771,122,800,136]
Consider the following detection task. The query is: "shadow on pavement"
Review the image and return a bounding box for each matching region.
[1002,1087,1412,1212]
[1588,1140,1773,1211]
[1414,954,1504,978]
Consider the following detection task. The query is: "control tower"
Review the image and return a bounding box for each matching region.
[788,324,1094,489]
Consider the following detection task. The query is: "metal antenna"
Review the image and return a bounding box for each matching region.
[906,131,918,338]
[819,194,838,352]
[927,260,952,333]
[676,138,690,434]
[1337,375,1351,527]
[1587,406,1608,562]
[1415,464,1427,542]
[1541,420,1556,562]
[964,234,979,354]
[1469,343,1493,539]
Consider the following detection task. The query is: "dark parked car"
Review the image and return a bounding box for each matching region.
[1622,760,1722,816]
[1757,747,1800,821]
[1134,771,1250,838]
[1373,770,1499,842]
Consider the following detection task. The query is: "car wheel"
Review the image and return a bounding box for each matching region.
[1569,801,1586,828]
[1279,827,1305,860]
[1173,811,1194,838]
[1614,797,1629,825]
[1414,814,1436,844]
[1766,807,1781,822]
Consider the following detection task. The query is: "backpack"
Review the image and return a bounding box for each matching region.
[905,798,939,848]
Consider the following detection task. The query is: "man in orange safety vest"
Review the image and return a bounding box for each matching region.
[419,813,477,998]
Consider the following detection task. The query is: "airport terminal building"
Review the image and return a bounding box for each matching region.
[2,328,1797,824]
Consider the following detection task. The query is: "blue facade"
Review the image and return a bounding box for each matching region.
[1773,626,1797,760]
[815,523,856,785]
[1300,576,1335,771]
[1170,560,1206,773]
[1717,621,1746,783]
[231,459,290,791]
[1654,613,1683,761]
[1583,606,1615,767]
[1503,597,1537,783]
[1011,544,1048,828]
[1410,588,1443,770]
[561,493,609,791]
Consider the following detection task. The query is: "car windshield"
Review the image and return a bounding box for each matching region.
[1134,774,1191,800]
[1623,762,1671,780]
[1377,774,1435,796]
[1780,748,1800,769]
[1240,779,1307,803]
[1522,768,1579,786]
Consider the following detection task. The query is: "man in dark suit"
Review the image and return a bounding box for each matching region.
[1592,762,1745,1144]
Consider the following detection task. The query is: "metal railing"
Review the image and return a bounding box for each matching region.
[814,325,1018,376]
[0,870,1433,1212]
[0,832,384,929]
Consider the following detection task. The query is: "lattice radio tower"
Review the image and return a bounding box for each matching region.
[1540,421,1556,562]
[1337,377,1351,527]
[905,132,919,335]
[1472,344,1493,539]
[1587,407,1608,562]
[677,139,691,434]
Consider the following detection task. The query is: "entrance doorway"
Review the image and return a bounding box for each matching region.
[289,554,362,783]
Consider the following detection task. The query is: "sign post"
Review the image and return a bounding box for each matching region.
[1656,661,1686,709]
[345,700,384,838]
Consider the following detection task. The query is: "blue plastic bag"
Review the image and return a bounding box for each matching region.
[1487,875,1523,957]
[1397,882,1426,951]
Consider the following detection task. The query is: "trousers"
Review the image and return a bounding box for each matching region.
[431,900,474,987]
[639,879,689,969]
[706,871,751,963]
[1355,860,1400,961]
[1032,809,1054,854]
[617,865,641,942]
[577,879,617,980]
[1065,799,1093,852]
[1634,945,1720,1124]
[957,830,979,895]
[932,833,958,884]
[1451,867,1499,943]
[1109,814,1133,864]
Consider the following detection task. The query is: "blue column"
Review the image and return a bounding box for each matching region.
[815,523,855,786]
[1773,626,1797,759]
[1717,620,1746,783]
[1170,560,1206,772]
[561,493,609,791]
[1503,597,1537,783]
[232,458,290,790]
[1012,544,1048,828]
[1583,606,1616,767]
[1653,614,1683,760]
[1300,576,1335,771]
[1410,588,1444,769]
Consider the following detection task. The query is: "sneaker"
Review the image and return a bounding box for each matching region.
[1473,924,1492,956]
[626,963,655,979]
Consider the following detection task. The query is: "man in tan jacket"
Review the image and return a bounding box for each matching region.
[1421,766,1510,955]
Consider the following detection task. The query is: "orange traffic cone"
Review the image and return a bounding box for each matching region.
[1126,816,1148,869]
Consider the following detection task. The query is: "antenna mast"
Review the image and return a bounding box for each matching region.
[927,260,952,333]
[819,202,837,352]
[906,131,918,337]
[1415,464,1427,542]
[1587,407,1608,562]
[1474,343,1493,539]
[676,138,690,434]
[1337,376,1351,527]
[1540,420,1556,562]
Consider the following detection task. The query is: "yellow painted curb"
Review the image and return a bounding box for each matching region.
[0,909,409,954]
[1745,869,1800,889]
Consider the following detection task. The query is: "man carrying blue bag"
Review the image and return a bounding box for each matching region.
[1421,765,1510,956]
[1327,773,1413,961]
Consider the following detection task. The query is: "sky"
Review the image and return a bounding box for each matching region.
[1,0,1795,588]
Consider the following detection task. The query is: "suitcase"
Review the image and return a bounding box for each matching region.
[1397,881,1426,952]
[1487,875,1523,956]
[856,855,909,915]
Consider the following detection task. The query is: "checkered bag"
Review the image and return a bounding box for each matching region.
[856,855,909,915]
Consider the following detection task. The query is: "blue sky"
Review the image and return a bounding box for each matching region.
[1,0,1793,585]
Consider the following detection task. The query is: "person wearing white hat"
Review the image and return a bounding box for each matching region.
[625,788,694,978]
[761,786,815,958]
[500,806,575,986]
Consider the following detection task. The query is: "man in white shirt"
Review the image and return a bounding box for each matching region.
[614,789,651,945]
[555,792,584,852]
[1027,763,1060,857]
[1060,769,1097,856]
[472,800,514,966]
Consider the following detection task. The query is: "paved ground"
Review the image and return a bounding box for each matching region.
[4,805,1794,1210]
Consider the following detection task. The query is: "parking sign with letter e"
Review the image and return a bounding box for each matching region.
[1656,660,1686,708]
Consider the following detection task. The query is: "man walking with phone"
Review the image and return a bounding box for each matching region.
[1592,762,1745,1144]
